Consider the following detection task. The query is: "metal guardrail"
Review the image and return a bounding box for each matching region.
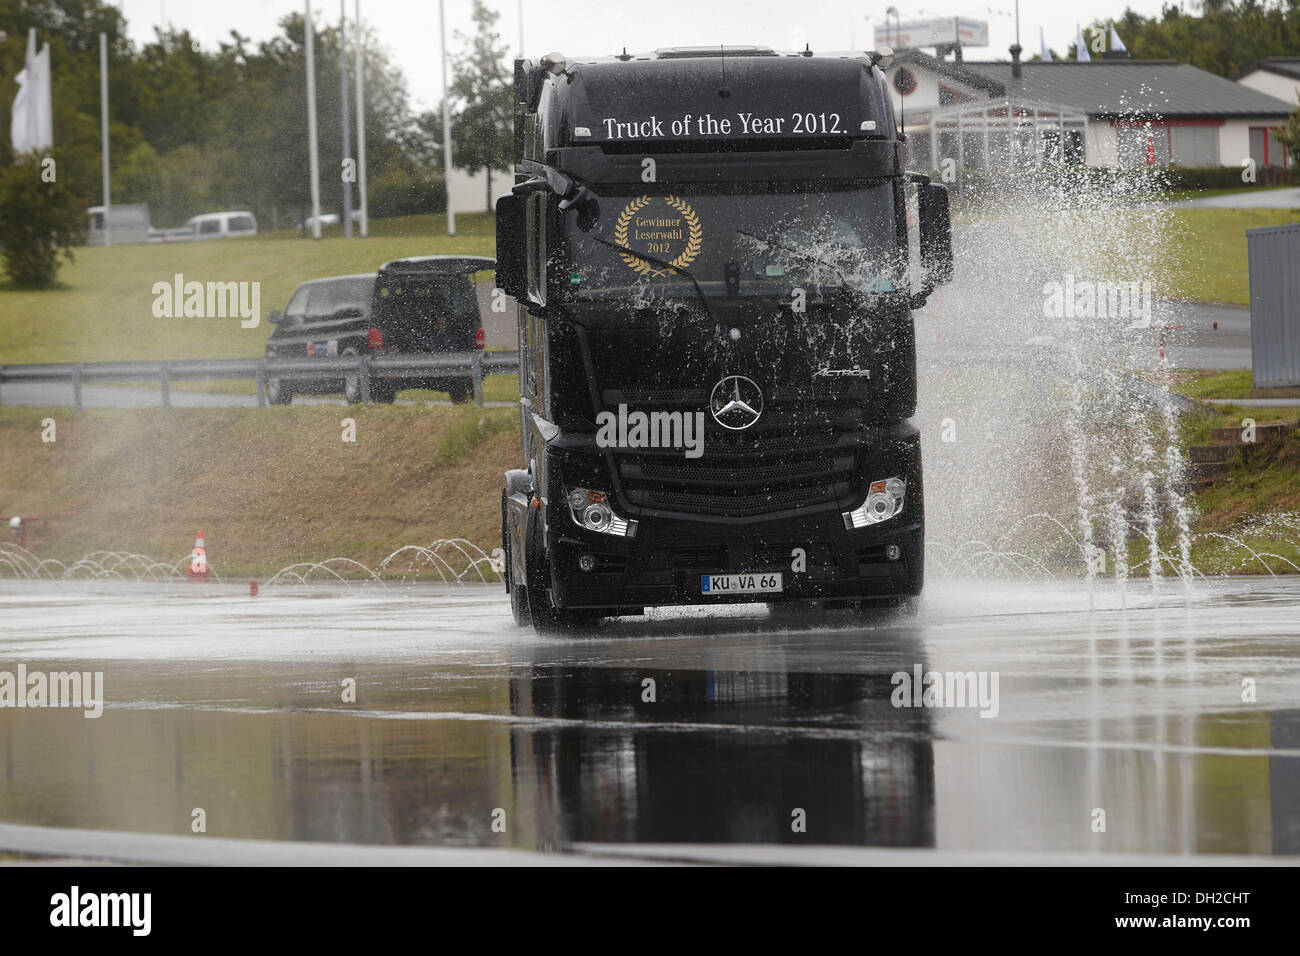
[0,351,521,410]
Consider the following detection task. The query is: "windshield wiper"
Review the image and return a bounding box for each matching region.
[735,228,850,289]
[580,231,717,324]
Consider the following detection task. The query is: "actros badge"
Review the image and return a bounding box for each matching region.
[710,375,764,430]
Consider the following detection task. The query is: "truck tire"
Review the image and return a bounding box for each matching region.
[524,504,599,633]
[447,379,473,404]
[502,489,530,626]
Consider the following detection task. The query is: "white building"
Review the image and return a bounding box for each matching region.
[447,165,513,214]
[1234,58,1300,169]
[886,50,1294,172]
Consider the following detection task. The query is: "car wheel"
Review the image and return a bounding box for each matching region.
[342,347,364,404]
[266,376,292,405]
[447,379,474,404]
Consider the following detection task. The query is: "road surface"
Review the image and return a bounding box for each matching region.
[1,576,1297,863]
[1172,187,1300,210]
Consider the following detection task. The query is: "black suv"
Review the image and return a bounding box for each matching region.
[264,255,495,404]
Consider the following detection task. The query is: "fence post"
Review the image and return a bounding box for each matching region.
[160,364,171,408]
[359,355,372,404]
[73,366,83,412]
[472,350,484,407]
[255,364,267,408]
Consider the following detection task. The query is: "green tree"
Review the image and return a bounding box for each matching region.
[0,151,87,288]
[2,2,435,231]
[447,0,513,210]
[1076,2,1300,76]
[1275,96,1300,183]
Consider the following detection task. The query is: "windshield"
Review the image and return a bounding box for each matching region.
[562,181,899,301]
[309,277,375,318]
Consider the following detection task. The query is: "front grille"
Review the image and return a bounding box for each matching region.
[614,398,859,517]
[645,545,728,571]
[601,370,871,519]
[631,455,842,487]
[754,541,837,568]
[633,482,848,517]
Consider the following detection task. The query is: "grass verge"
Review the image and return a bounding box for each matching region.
[0,404,519,579]
[0,212,495,365]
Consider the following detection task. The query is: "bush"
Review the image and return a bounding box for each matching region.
[368,168,447,219]
[433,410,518,466]
[0,152,87,289]
[1160,165,1290,191]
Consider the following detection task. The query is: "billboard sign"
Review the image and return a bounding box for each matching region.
[878,17,989,50]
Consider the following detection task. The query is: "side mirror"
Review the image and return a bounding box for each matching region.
[267,309,282,325]
[495,193,526,301]
[919,182,953,286]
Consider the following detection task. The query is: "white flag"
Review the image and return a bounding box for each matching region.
[1076,24,1091,63]
[10,29,35,152]
[10,30,52,153]
[1110,26,1127,54]
[1041,27,1052,63]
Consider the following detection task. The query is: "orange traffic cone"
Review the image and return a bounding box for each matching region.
[187,530,210,581]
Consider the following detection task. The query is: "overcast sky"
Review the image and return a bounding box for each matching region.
[117,0,1184,112]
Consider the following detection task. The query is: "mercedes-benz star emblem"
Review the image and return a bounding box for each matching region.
[709,375,764,431]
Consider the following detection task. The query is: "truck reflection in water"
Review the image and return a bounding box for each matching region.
[505,647,936,849]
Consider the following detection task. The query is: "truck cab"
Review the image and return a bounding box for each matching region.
[496,45,952,631]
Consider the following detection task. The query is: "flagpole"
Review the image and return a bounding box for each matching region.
[25,29,37,152]
[439,0,455,237]
[340,0,353,238]
[99,32,111,247]
[354,0,368,237]
[305,0,322,240]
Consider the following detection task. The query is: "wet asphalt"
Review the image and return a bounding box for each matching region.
[1,576,1297,862]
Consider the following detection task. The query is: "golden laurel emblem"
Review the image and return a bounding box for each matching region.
[612,195,703,277]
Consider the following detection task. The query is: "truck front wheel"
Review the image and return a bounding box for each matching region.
[524,507,599,634]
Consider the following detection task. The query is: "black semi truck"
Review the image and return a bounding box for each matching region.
[495,45,952,631]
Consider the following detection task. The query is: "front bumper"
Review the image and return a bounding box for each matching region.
[543,431,923,612]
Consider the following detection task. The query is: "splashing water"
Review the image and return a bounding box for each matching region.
[0,539,502,590]
[918,162,1218,593]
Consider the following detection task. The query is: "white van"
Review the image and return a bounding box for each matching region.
[86,204,152,245]
[185,211,258,240]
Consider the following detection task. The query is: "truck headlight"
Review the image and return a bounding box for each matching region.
[566,487,636,538]
[843,477,906,530]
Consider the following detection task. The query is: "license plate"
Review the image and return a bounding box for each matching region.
[307,339,338,357]
[701,572,783,595]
